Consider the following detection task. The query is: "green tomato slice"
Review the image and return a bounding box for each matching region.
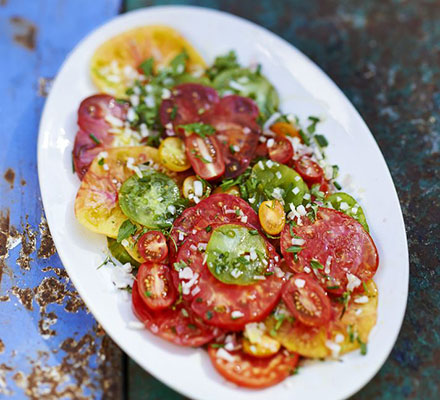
[212,68,279,120]
[325,192,369,232]
[119,170,180,229]
[206,224,268,285]
[246,160,309,212]
[107,237,140,267]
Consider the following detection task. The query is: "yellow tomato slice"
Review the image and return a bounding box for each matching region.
[90,25,206,97]
[270,122,302,141]
[74,146,159,238]
[258,200,286,235]
[213,185,241,197]
[159,137,191,172]
[266,280,378,358]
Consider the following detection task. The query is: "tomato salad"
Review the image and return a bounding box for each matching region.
[73,26,379,389]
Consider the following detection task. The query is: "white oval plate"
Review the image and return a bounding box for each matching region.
[38,6,409,400]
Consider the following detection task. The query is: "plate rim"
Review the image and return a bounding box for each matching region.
[37,5,409,400]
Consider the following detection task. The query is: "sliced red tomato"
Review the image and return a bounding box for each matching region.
[280,207,379,294]
[268,135,294,164]
[73,94,128,179]
[159,83,219,134]
[294,157,324,185]
[174,224,284,331]
[168,193,261,263]
[137,231,168,262]
[282,273,331,327]
[255,142,269,158]
[208,346,299,389]
[132,281,218,347]
[204,96,260,178]
[185,133,225,180]
[137,263,176,311]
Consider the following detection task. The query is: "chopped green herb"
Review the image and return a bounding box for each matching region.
[97,255,111,269]
[274,313,286,331]
[195,297,203,303]
[98,158,104,166]
[117,220,137,243]
[290,366,299,375]
[170,50,188,75]
[332,165,339,180]
[315,134,329,147]
[170,104,178,120]
[326,285,340,290]
[310,259,324,270]
[347,325,355,343]
[255,64,262,76]
[334,181,342,190]
[205,310,213,320]
[179,122,216,138]
[229,144,237,154]
[362,281,369,294]
[139,57,154,76]
[249,229,259,235]
[145,291,152,298]
[285,245,303,254]
[71,156,75,173]
[190,149,211,164]
[210,343,225,348]
[205,225,212,233]
[187,323,197,330]
[173,260,188,271]
[298,129,310,146]
[89,133,101,145]
[181,308,189,317]
[357,338,367,355]
[307,116,320,134]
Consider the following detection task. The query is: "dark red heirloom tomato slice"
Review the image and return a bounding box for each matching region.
[137,231,168,262]
[137,263,176,311]
[208,346,299,389]
[132,282,217,347]
[73,94,128,179]
[294,157,324,185]
[159,83,219,134]
[185,133,225,180]
[168,193,261,263]
[204,96,260,178]
[280,207,379,294]
[282,273,331,327]
[268,135,294,164]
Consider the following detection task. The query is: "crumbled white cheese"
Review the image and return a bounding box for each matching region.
[231,268,243,279]
[267,138,275,148]
[216,348,235,362]
[304,266,311,273]
[253,275,266,280]
[258,160,265,170]
[161,88,171,99]
[129,95,140,107]
[244,322,266,342]
[296,205,306,216]
[194,180,203,197]
[105,114,124,127]
[335,334,344,343]
[179,267,194,280]
[294,278,306,288]
[127,321,145,330]
[325,340,341,358]
[340,202,349,211]
[276,171,282,179]
[346,273,361,292]
[110,262,134,289]
[178,232,185,241]
[231,310,244,319]
[243,126,251,134]
[167,205,176,215]
[191,286,201,296]
[303,193,311,201]
[292,186,300,195]
[291,237,305,246]
[266,160,274,168]
[274,266,285,278]
[354,295,369,304]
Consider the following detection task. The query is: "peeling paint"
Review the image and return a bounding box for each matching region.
[37,216,56,259]
[3,169,15,189]
[11,287,34,311]
[9,16,37,51]
[16,222,37,271]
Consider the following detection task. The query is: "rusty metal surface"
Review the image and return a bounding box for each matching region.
[0,0,124,398]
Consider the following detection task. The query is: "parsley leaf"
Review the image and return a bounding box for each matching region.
[89,133,101,145]
[310,259,324,270]
[117,220,137,243]
[315,134,328,147]
[139,57,154,76]
[179,122,216,138]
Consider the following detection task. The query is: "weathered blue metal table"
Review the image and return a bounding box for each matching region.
[1,0,439,399]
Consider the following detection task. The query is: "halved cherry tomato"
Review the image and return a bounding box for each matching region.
[294,157,324,185]
[185,133,225,180]
[270,121,301,140]
[282,273,331,327]
[268,135,294,164]
[258,200,286,235]
[132,281,217,347]
[208,346,299,389]
[158,137,191,172]
[137,263,176,311]
[137,231,168,262]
